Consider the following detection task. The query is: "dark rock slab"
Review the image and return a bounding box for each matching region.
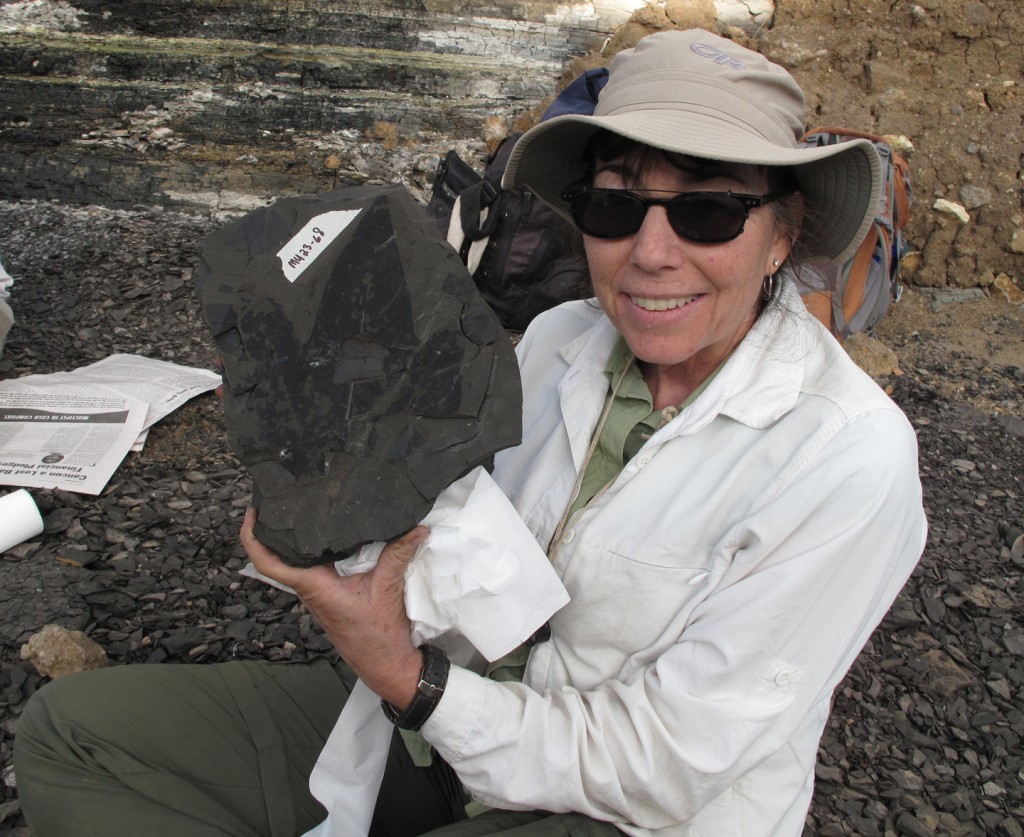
[195,183,521,566]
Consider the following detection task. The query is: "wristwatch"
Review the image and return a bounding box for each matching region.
[380,644,450,731]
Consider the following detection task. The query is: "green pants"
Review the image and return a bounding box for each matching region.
[14,658,622,837]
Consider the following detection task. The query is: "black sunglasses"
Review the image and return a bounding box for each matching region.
[562,187,792,243]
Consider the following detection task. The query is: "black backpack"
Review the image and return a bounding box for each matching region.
[426,69,609,332]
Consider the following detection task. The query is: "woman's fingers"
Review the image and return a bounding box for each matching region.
[240,506,339,592]
[240,507,427,598]
[237,508,423,699]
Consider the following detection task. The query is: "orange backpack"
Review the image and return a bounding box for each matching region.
[797,127,912,340]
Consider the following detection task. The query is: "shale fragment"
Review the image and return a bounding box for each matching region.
[196,184,521,566]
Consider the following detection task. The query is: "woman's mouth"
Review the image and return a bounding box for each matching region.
[629,295,698,312]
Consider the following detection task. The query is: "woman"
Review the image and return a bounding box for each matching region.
[14,29,926,837]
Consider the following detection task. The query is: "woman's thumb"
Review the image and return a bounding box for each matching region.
[379,525,429,571]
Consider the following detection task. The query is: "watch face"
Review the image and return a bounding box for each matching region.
[197,184,523,566]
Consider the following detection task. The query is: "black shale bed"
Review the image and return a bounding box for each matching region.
[0,200,1021,836]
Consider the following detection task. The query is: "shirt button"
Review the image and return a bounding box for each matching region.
[636,456,651,468]
[775,670,792,686]
[563,529,576,545]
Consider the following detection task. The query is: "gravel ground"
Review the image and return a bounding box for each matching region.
[0,199,1022,836]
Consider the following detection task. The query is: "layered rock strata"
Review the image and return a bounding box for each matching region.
[0,0,626,211]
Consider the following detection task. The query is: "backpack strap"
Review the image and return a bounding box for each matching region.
[458,179,502,242]
[836,224,882,336]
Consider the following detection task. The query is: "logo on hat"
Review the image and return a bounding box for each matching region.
[690,42,746,71]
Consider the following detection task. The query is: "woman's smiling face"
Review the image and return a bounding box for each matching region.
[583,148,793,405]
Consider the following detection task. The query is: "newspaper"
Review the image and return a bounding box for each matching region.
[0,354,220,494]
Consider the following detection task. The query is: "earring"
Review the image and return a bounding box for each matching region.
[762,259,781,301]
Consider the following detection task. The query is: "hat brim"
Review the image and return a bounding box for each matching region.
[503,112,881,264]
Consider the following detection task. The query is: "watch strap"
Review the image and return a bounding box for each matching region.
[381,644,450,731]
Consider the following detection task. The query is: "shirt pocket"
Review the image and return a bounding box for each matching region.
[549,537,716,687]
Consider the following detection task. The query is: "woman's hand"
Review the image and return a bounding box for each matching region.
[240,507,428,710]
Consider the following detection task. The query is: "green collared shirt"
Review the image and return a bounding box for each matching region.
[566,337,718,519]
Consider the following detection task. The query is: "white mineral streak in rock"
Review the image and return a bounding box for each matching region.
[418,18,581,65]
[589,1,650,27]
[162,189,272,216]
[714,0,776,33]
[0,0,82,33]
[932,198,970,224]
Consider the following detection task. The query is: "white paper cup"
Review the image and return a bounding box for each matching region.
[0,489,45,553]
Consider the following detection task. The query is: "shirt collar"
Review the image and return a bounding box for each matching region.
[556,283,815,437]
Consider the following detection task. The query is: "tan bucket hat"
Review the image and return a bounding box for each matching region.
[503,29,881,264]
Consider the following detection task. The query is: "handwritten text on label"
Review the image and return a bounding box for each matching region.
[277,209,362,283]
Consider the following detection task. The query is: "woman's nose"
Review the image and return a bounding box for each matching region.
[629,205,683,271]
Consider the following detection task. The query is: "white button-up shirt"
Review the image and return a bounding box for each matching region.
[422,287,927,836]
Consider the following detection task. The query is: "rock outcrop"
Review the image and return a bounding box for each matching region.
[0,1,625,211]
[2,0,1023,293]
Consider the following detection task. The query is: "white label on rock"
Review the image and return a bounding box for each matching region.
[277,210,361,283]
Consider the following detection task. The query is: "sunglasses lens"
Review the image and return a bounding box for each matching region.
[567,191,753,242]
[569,191,645,238]
[666,195,747,243]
